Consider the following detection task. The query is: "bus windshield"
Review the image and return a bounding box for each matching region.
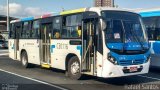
[101,11,149,52]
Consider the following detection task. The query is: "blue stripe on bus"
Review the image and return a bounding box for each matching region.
[150,41,160,54]
[139,11,160,17]
[21,17,34,21]
[77,45,82,56]
[51,45,56,53]
[107,42,149,51]
[110,51,150,66]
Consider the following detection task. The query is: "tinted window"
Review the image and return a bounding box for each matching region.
[9,24,15,39]
[143,17,160,41]
[21,22,29,38]
[105,20,123,43]
[0,40,4,44]
[52,17,61,39]
[31,20,40,39]
[62,14,82,38]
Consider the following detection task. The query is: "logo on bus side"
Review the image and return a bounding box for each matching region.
[56,43,68,49]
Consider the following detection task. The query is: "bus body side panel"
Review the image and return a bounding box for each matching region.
[96,25,105,77]
[9,39,15,59]
[96,51,103,77]
[150,41,160,67]
[50,40,81,70]
[19,39,40,65]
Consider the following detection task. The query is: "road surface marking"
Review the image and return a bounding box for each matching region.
[137,75,160,81]
[0,50,8,52]
[0,53,8,56]
[0,69,67,90]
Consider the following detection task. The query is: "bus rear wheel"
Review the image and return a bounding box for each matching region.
[67,56,81,80]
[21,51,30,68]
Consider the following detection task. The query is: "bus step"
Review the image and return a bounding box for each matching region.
[82,69,91,72]
[41,63,51,68]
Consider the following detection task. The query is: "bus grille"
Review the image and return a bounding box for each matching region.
[119,59,145,66]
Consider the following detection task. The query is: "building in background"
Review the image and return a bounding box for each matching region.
[95,0,114,7]
[0,15,16,40]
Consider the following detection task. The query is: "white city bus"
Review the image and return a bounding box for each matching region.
[9,7,150,79]
[137,8,160,68]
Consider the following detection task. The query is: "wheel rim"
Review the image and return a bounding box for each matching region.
[71,62,80,75]
[22,55,27,66]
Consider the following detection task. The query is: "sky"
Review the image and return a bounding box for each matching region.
[0,0,160,18]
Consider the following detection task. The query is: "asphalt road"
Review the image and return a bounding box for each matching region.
[0,49,8,56]
[0,49,160,90]
[0,71,65,90]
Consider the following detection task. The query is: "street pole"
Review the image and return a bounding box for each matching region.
[112,0,114,7]
[7,0,9,32]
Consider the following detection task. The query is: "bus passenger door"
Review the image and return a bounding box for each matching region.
[40,23,52,68]
[82,18,97,75]
[14,25,20,60]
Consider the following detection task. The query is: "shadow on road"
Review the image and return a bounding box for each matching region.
[80,74,159,86]
[149,66,160,73]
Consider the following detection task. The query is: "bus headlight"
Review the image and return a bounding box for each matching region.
[107,53,118,65]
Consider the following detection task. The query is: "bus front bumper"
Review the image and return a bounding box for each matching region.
[100,60,150,78]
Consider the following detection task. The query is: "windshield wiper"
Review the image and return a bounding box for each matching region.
[128,25,145,51]
[121,20,126,53]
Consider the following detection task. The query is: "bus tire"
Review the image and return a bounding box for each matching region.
[68,56,81,80]
[21,51,30,68]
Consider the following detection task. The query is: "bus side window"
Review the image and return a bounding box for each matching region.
[31,20,40,39]
[21,22,29,39]
[143,18,156,41]
[10,24,15,39]
[52,17,61,39]
[156,18,160,41]
[62,14,82,38]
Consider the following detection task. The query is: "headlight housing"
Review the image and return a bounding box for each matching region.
[145,55,151,63]
[107,53,118,65]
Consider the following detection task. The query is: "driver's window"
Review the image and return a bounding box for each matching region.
[105,20,123,43]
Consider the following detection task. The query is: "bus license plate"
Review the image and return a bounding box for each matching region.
[130,67,138,72]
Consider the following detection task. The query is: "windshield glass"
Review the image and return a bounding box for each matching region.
[102,11,148,43]
[101,11,149,52]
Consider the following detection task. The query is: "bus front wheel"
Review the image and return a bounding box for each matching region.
[21,51,30,68]
[67,56,81,80]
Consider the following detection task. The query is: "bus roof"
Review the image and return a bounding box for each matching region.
[60,8,86,15]
[135,8,160,17]
[88,7,137,14]
[10,13,54,23]
[10,8,87,23]
[10,7,137,23]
